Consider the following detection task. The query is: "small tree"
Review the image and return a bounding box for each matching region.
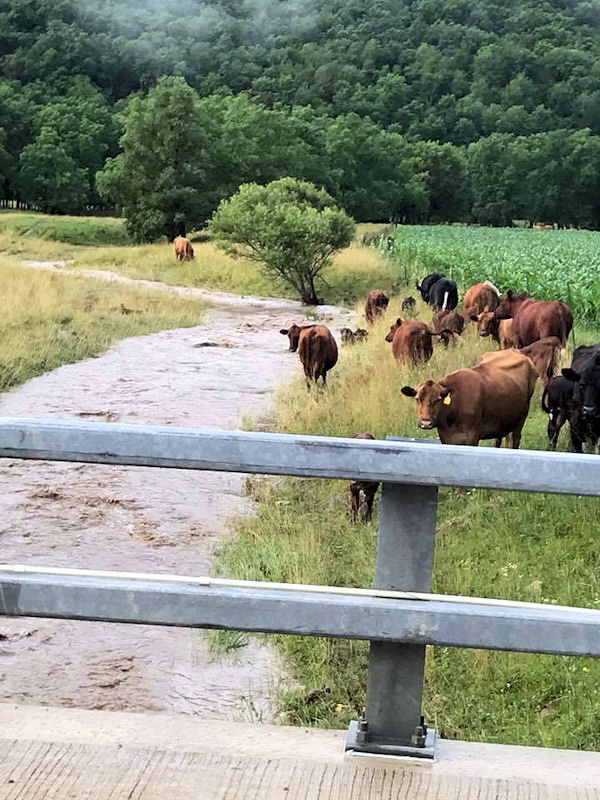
[209,177,355,304]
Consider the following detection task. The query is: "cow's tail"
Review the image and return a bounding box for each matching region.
[442,291,449,311]
[548,345,560,383]
[541,384,551,414]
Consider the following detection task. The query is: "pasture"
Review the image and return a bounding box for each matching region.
[216,294,600,750]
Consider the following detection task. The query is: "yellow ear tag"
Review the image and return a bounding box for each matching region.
[443,394,452,405]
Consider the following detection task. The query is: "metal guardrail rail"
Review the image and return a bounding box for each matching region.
[1,418,599,759]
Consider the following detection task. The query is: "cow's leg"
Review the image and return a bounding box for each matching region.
[349,483,360,523]
[570,422,584,453]
[510,418,527,449]
[494,437,503,448]
[364,486,376,522]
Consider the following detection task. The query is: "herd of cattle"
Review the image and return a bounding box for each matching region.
[280,273,600,483]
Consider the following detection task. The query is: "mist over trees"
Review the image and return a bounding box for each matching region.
[2,0,600,234]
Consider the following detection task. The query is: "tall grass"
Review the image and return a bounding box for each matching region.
[0,212,129,246]
[0,257,208,391]
[216,298,600,749]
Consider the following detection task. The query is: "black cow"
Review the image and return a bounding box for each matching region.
[416,273,445,303]
[541,376,574,450]
[562,345,600,453]
[428,278,459,311]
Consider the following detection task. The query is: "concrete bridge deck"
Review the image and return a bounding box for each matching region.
[1,703,599,799]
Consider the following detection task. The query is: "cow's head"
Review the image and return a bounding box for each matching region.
[495,290,528,320]
[401,380,452,430]
[474,311,498,338]
[385,318,403,343]
[280,324,304,352]
[563,355,600,418]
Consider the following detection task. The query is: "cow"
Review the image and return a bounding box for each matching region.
[385,318,448,365]
[495,292,572,348]
[472,311,515,349]
[541,376,574,449]
[401,296,417,315]
[562,345,600,453]
[298,325,338,387]
[349,433,380,522]
[280,323,314,352]
[416,273,445,303]
[463,282,500,315]
[365,290,389,323]
[432,309,464,337]
[174,236,194,261]
[400,349,538,448]
[520,337,562,387]
[428,278,459,311]
[341,328,368,345]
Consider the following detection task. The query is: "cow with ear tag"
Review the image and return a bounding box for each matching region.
[401,349,538,448]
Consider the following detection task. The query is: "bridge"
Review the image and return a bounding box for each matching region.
[0,417,599,797]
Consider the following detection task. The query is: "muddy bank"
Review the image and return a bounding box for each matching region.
[0,286,354,720]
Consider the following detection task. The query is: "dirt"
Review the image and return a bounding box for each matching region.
[0,274,355,720]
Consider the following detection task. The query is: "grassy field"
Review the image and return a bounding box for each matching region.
[0,213,396,306]
[215,295,600,751]
[389,225,600,325]
[0,256,208,392]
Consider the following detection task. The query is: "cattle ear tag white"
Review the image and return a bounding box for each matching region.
[443,394,452,405]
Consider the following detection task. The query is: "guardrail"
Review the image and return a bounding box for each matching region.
[1,417,600,759]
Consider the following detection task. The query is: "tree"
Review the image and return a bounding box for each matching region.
[209,178,355,304]
[96,76,208,242]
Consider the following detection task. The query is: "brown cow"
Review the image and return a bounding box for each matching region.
[512,300,573,348]
[385,318,447,365]
[499,319,516,350]
[475,312,515,349]
[365,290,389,323]
[520,337,562,387]
[401,350,538,448]
[432,309,464,337]
[174,236,194,261]
[463,282,500,315]
[298,325,338,386]
[349,433,379,522]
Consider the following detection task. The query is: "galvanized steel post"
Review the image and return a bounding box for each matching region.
[346,482,438,758]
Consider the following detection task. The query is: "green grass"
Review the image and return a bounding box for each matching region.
[0,212,129,246]
[215,296,600,749]
[388,225,600,325]
[0,256,208,392]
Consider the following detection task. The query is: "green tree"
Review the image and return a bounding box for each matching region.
[97,76,208,242]
[209,178,355,305]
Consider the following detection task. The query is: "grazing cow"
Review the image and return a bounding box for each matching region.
[401,296,417,315]
[174,236,194,261]
[428,277,459,311]
[416,273,445,303]
[349,433,380,522]
[463,282,500,315]
[432,310,464,337]
[298,325,338,387]
[541,376,574,449]
[385,318,448,365]
[401,350,538,448]
[341,328,368,345]
[562,345,600,453]
[365,290,389,323]
[280,323,315,352]
[520,337,562,387]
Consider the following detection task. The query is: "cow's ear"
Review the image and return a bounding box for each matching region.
[396,317,403,326]
[279,329,289,335]
[401,386,417,397]
[562,367,581,382]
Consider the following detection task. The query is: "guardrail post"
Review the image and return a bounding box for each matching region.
[346,482,438,758]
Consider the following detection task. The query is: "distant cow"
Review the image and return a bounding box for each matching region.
[520,337,562,387]
[562,344,600,452]
[541,376,574,449]
[341,328,368,345]
[401,349,538,448]
[416,273,445,304]
[463,282,500,315]
[401,296,417,315]
[349,432,380,522]
[365,290,389,323]
[385,318,448,365]
[174,236,194,261]
[495,292,572,348]
[297,325,338,387]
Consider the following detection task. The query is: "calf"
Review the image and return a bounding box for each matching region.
[520,336,562,387]
[341,328,368,345]
[349,432,380,522]
[541,376,573,449]
[385,318,447,365]
[401,349,538,448]
[463,282,500,315]
[401,296,417,315]
[432,310,464,337]
[174,236,194,261]
[475,312,515,349]
[365,290,389,323]
[562,345,600,452]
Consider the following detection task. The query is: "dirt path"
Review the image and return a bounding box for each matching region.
[0,271,355,720]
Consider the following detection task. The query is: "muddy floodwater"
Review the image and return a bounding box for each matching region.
[0,276,354,720]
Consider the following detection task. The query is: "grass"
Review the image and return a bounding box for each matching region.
[0,255,208,392]
[0,213,394,306]
[0,212,129,246]
[215,296,600,750]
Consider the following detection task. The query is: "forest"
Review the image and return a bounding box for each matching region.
[2,0,600,235]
